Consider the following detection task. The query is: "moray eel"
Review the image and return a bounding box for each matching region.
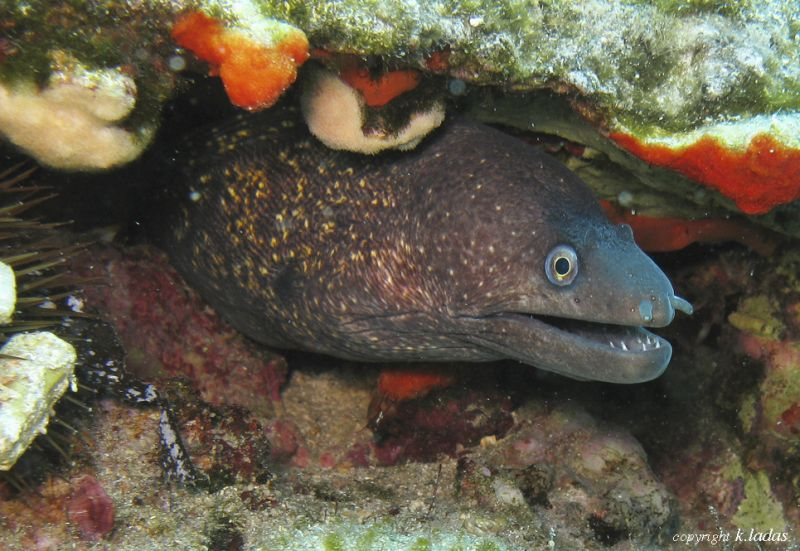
[152,104,692,383]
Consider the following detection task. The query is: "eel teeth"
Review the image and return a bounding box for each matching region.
[610,336,662,352]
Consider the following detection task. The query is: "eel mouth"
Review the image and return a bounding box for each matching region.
[464,311,673,383]
[516,313,668,354]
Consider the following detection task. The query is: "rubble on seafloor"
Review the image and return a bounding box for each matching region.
[0,332,77,471]
[0,241,796,550]
[0,163,96,480]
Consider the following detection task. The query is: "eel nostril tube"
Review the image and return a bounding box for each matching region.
[638,299,654,322]
[671,295,694,315]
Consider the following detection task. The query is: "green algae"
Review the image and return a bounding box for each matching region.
[733,469,787,533]
[775,250,800,293]
[638,0,753,17]
[3,0,798,179]
[728,296,785,340]
[738,392,757,434]
[7,0,794,136]
[247,0,799,135]
[759,354,800,439]
[323,531,345,551]
[268,520,513,551]
[720,458,787,532]
[409,538,432,551]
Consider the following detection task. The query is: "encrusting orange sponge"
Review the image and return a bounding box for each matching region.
[338,62,421,107]
[377,368,456,402]
[172,11,309,111]
[611,132,800,215]
[600,200,775,256]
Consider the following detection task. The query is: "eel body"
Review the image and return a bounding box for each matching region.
[152,104,690,383]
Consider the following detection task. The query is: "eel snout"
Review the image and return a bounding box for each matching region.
[455,250,695,383]
[636,293,693,327]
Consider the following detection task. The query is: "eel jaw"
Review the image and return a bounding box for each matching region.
[464,313,673,384]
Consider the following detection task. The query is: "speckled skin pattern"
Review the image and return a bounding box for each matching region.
[153,104,683,383]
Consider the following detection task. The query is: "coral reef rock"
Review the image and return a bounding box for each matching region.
[3,1,799,238]
[0,332,77,471]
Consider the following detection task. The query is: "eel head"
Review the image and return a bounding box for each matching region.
[425,128,692,383]
[451,221,692,383]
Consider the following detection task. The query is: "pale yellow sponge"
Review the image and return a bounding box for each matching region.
[301,67,444,155]
[0,59,153,170]
[0,332,77,470]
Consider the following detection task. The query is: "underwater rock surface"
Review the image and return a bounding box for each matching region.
[3,0,800,235]
[0,332,77,471]
[1,238,797,549]
[78,245,287,417]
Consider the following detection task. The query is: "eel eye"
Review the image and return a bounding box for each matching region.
[545,244,578,286]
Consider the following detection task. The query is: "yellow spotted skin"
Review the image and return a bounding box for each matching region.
[153,103,681,382]
[158,105,488,360]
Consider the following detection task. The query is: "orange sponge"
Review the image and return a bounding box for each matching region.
[338,60,421,107]
[601,200,775,255]
[612,132,800,215]
[172,11,309,111]
[377,368,456,402]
